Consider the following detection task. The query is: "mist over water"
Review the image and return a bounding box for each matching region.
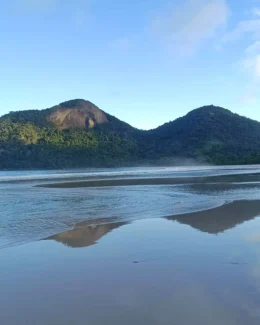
[1,164,260,182]
[1,165,260,249]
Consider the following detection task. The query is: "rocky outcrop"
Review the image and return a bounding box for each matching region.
[47,99,109,130]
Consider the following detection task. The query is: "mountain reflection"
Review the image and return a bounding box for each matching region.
[46,200,260,246]
[168,200,260,234]
[46,220,126,248]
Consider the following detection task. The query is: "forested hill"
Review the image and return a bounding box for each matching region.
[0,100,260,169]
[144,105,260,165]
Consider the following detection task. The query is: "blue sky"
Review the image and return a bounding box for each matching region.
[1,0,260,129]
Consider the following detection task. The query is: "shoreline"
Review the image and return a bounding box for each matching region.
[46,199,260,248]
[2,163,260,172]
[36,172,260,188]
[2,198,260,250]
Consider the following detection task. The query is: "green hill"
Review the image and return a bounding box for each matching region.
[0,100,260,169]
[145,105,260,165]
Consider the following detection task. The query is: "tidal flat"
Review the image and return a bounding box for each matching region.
[1,166,260,324]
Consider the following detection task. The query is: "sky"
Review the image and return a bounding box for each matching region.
[1,0,260,129]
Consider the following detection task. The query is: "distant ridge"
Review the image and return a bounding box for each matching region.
[0,100,260,169]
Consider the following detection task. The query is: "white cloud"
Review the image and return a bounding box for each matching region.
[245,41,260,54]
[221,19,260,43]
[243,41,260,79]
[220,6,260,104]
[151,0,229,56]
[242,55,260,78]
[252,7,260,17]
[237,20,260,79]
[243,40,260,79]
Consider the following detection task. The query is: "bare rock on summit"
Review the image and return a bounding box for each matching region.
[47,99,109,130]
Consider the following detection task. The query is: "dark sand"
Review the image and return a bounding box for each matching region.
[1,200,260,325]
[36,172,260,188]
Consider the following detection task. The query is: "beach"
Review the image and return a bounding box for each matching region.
[1,166,260,324]
[1,203,260,325]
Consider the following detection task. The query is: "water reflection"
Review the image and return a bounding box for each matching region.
[2,206,260,324]
[168,200,260,234]
[47,200,260,249]
[46,220,126,248]
[2,166,260,249]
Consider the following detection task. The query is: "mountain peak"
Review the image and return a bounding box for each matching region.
[47,99,108,129]
[58,99,95,109]
[184,105,233,121]
[1,100,260,168]
[190,105,230,114]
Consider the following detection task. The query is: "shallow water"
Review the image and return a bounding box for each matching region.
[1,165,260,324]
[1,211,260,325]
[1,165,260,248]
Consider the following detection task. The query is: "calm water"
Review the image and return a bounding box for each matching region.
[1,165,260,248]
[1,165,260,324]
[1,212,260,324]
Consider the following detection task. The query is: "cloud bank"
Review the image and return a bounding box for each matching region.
[221,6,260,103]
[152,0,229,56]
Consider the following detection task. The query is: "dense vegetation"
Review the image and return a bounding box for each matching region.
[143,106,260,165]
[0,100,260,169]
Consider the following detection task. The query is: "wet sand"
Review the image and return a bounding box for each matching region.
[36,172,260,188]
[1,200,260,325]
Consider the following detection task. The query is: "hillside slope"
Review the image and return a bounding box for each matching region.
[0,100,140,169]
[0,101,260,169]
[1,99,135,132]
[143,105,260,164]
